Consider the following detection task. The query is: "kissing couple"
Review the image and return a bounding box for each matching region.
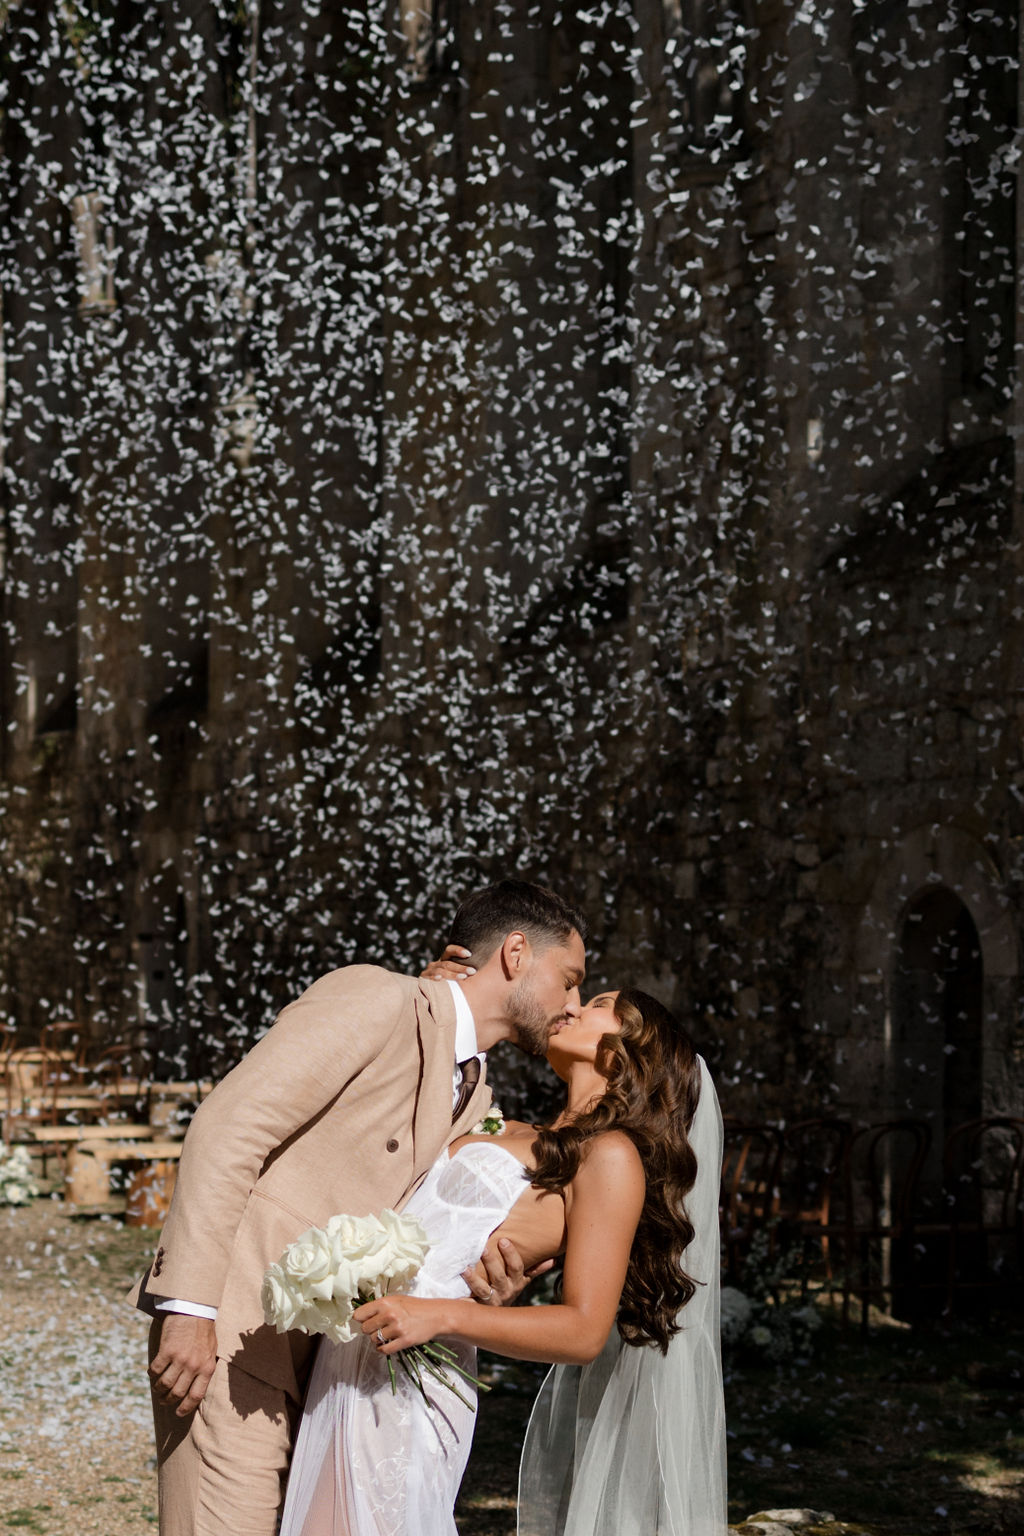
[134,878,727,1535]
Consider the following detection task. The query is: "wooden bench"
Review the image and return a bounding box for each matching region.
[19,1122,156,1177]
[66,1138,184,1225]
[26,1122,155,1145]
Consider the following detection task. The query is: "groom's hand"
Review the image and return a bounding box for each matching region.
[462,1238,554,1307]
[148,1314,218,1417]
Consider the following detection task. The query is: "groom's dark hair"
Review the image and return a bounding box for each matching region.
[448,879,587,964]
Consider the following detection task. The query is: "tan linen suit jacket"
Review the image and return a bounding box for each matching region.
[132,966,490,1401]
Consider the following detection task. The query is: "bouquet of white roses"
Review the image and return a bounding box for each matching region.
[261,1208,487,1408]
[0,1145,39,1206]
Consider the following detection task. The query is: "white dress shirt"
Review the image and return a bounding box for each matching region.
[157,977,482,1321]
[449,978,481,1099]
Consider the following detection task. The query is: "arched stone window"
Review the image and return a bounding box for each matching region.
[854,824,1018,1137]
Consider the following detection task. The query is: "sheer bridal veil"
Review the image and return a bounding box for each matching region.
[517,1055,727,1536]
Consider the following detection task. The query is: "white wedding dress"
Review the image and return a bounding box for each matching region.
[281,1059,728,1536]
[279,1140,529,1536]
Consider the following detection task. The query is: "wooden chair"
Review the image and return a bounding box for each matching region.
[0,1024,16,1067]
[86,1042,146,1120]
[39,1021,88,1065]
[844,1118,932,1328]
[0,1026,16,1119]
[939,1116,1024,1314]
[720,1120,781,1284]
[772,1117,853,1291]
[3,1049,69,1164]
[5,1046,110,1172]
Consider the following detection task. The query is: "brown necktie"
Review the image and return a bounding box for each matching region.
[452,1056,481,1124]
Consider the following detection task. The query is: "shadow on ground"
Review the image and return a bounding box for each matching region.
[456,1316,1024,1536]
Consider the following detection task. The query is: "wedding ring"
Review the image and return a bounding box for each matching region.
[376,1328,385,1345]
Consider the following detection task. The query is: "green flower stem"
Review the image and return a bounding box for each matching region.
[384,1343,490,1412]
[422,1344,491,1393]
[411,1350,476,1411]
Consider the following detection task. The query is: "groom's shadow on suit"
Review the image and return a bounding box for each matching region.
[229,1327,313,1424]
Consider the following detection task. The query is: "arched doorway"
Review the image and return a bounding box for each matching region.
[892,885,984,1163]
[891,885,985,1314]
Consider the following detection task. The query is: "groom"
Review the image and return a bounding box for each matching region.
[134,878,587,1536]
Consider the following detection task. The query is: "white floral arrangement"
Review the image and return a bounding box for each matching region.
[471,1102,505,1136]
[261,1208,487,1407]
[720,1285,754,1344]
[721,1234,825,1363]
[721,1280,822,1361]
[0,1145,40,1206]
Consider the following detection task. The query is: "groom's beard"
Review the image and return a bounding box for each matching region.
[506,978,556,1058]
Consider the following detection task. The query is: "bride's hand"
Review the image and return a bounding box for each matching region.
[354,1294,449,1353]
[420,944,476,981]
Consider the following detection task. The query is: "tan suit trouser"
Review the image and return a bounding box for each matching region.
[150,1325,300,1536]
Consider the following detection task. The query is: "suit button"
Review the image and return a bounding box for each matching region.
[386,1139,399,1153]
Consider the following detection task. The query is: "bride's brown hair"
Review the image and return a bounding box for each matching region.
[529,988,703,1353]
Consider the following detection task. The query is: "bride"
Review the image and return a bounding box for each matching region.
[279,983,726,1536]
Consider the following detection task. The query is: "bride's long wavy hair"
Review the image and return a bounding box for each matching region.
[529,988,703,1354]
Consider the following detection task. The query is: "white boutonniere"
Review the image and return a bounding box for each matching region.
[471,1104,505,1136]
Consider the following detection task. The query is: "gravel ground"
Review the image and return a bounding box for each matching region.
[0,1197,538,1536]
[0,1198,158,1535]
[5,1195,1020,1536]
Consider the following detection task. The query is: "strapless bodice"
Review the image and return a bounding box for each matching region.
[402,1141,530,1300]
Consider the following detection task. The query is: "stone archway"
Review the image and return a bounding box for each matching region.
[853,827,1018,1316]
[892,886,983,1166]
[855,824,1018,1127]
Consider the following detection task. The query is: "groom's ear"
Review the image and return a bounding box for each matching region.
[500,930,529,978]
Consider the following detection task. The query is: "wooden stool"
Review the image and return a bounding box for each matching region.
[125,1160,178,1227]
[66,1138,183,1212]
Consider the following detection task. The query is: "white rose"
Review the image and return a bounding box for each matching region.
[322,1213,390,1293]
[281,1225,337,1302]
[375,1209,429,1290]
[261,1263,302,1333]
[3,1181,28,1205]
[302,1293,357,1344]
[318,1218,375,1301]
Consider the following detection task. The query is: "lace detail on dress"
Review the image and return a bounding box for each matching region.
[279,1142,530,1536]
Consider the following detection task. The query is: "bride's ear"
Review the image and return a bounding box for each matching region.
[595,1033,621,1079]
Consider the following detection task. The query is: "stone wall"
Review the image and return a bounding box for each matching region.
[0,0,1020,1132]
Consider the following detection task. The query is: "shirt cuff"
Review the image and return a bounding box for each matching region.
[154,1298,218,1320]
